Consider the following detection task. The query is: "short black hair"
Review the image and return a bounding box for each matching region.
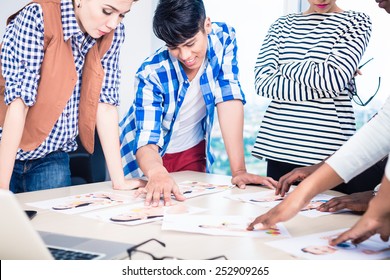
[153,0,206,47]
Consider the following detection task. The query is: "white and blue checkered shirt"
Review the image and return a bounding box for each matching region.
[0,0,124,160]
[120,22,245,177]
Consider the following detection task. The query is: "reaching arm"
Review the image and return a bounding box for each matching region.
[318,190,373,213]
[0,4,45,190]
[136,144,185,206]
[247,163,343,230]
[248,96,390,229]
[0,98,28,189]
[276,162,324,196]
[330,174,390,245]
[130,51,188,206]
[96,103,146,190]
[217,100,277,189]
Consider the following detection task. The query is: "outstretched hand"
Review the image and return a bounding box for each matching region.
[329,210,390,246]
[135,172,185,207]
[231,171,277,190]
[318,191,372,213]
[276,164,322,196]
[329,178,390,246]
[247,194,307,230]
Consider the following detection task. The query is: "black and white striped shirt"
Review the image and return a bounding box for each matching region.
[252,11,372,166]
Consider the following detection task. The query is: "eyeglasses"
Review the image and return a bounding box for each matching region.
[347,58,381,107]
[127,238,228,260]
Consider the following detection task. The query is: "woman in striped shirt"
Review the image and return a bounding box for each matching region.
[248,1,390,244]
[252,0,379,194]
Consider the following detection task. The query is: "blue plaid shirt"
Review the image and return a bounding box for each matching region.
[120,22,245,177]
[0,0,124,160]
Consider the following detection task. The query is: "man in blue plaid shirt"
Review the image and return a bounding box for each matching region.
[120,0,277,207]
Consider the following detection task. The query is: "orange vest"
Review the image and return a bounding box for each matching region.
[0,0,114,154]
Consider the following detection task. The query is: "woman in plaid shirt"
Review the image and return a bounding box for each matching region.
[0,0,144,193]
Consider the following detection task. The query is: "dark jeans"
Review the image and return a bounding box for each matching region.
[10,151,71,193]
[266,157,388,194]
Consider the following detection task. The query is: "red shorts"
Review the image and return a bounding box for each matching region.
[162,140,206,173]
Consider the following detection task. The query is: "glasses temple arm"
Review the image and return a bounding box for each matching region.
[127,238,166,255]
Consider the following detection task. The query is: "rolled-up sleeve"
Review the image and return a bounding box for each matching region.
[99,23,125,106]
[213,24,245,105]
[1,4,44,107]
[133,72,166,152]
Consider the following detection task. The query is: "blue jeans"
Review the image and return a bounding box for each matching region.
[10,151,71,193]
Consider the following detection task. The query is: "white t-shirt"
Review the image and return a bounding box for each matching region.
[166,61,207,154]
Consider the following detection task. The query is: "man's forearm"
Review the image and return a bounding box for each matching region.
[216,100,246,175]
[136,144,168,178]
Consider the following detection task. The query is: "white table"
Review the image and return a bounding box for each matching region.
[16,171,361,260]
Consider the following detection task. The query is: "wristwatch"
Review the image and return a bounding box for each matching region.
[372,184,381,196]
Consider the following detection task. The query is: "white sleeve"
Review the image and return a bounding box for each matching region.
[326,97,390,182]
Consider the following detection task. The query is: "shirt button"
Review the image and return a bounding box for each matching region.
[66,113,70,118]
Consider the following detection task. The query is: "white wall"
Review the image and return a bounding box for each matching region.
[117,0,158,118]
[0,0,30,33]
[203,0,298,107]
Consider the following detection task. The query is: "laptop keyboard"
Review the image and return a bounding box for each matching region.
[48,246,104,260]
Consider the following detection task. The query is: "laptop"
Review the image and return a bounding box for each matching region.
[0,189,132,260]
